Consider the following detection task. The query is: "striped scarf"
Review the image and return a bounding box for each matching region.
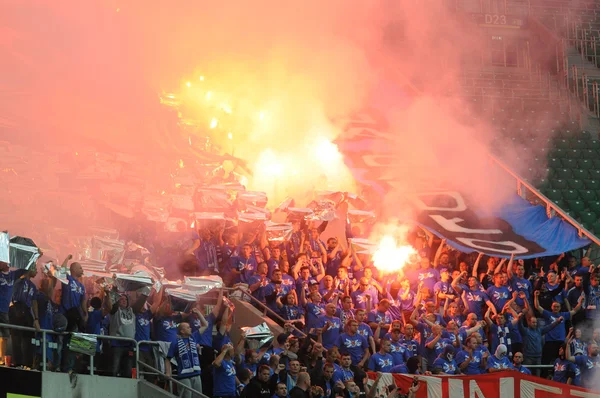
[497,325,512,357]
[177,337,201,375]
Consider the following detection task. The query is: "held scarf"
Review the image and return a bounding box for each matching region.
[177,336,201,375]
[497,325,512,356]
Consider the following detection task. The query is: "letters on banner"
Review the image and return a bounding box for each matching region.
[367,372,599,398]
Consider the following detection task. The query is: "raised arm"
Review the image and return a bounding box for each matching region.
[472,253,483,278]
[506,254,515,279]
[533,290,543,313]
[433,239,446,268]
[192,308,209,334]
[494,258,507,275]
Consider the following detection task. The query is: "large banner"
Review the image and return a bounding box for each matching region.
[407,190,590,259]
[337,112,591,258]
[368,371,600,398]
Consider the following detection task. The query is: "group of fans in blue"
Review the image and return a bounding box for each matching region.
[2,211,600,398]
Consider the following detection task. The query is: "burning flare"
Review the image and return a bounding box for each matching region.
[372,235,416,274]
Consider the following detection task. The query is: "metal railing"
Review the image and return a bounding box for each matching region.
[488,154,600,246]
[0,322,137,375]
[0,323,212,397]
[223,286,310,340]
[137,360,209,398]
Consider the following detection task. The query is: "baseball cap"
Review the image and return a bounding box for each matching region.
[309,280,319,286]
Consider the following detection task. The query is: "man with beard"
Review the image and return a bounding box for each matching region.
[552,343,578,385]
[432,345,458,375]
[456,336,486,375]
[511,352,531,375]
[566,339,600,389]
[486,344,513,372]
[241,364,272,398]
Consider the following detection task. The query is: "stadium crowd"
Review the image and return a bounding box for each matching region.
[1,196,600,398]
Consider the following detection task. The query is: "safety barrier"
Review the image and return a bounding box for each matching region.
[222,286,310,340]
[488,154,600,246]
[137,360,209,398]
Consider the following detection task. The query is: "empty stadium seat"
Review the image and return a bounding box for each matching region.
[579,190,597,201]
[568,179,585,189]
[588,201,600,214]
[578,211,598,227]
[578,159,594,169]
[584,179,600,190]
[552,179,569,189]
[561,158,578,169]
[554,169,573,179]
[544,189,562,201]
[562,189,580,200]
[567,200,587,213]
[572,169,590,179]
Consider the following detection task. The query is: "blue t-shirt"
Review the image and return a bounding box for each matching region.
[332,367,354,384]
[60,274,86,313]
[574,355,600,389]
[367,310,392,338]
[510,277,531,307]
[214,358,237,395]
[351,288,378,310]
[417,268,440,290]
[486,285,511,313]
[514,365,531,375]
[486,355,513,372]
[433,281,455,306]
[0,269,26,312]
[230,256,258,284]
[432,357,458,374]
[280,305,304,321]
[390,340,409,365]
[194,313,215,346]
[153,314,183,344]
[541,310,570,342]
[401,338,420,358]
[368,353,394,372]
[357,322,373,342]
[337,333,368,365]
[266,258,280,279]
[167,335,201,379]
[247,274,269,303]
[12,278,37,308]
[425,336,451,363]
[318,315,341,349]
[135,309,153,350]
[463,289,490,318]
[456,349,483,375]
[305,303,325,332]
[553,358,576,384]
[86,308,104,352]
[86,309,103,335]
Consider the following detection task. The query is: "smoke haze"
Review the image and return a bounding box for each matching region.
[0,1,550,250]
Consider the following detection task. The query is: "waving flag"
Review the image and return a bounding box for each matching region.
[337,111,591,258]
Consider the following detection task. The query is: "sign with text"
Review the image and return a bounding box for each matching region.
[367,371,599,398]
[470,13,526,29]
